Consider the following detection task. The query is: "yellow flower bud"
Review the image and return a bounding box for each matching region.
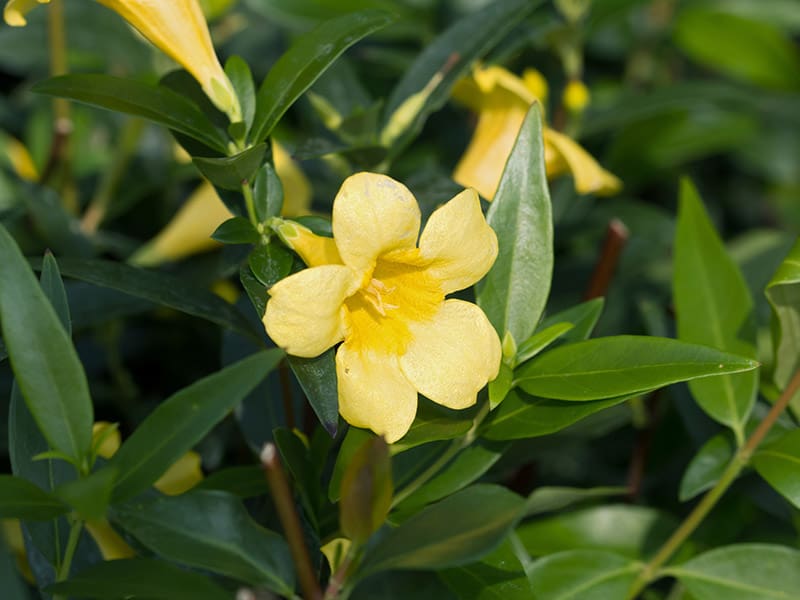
[563,79,590,113]
[522,68,549,104]
[274,220,342,267]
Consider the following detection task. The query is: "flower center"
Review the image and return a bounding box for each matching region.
[362,278,398,316]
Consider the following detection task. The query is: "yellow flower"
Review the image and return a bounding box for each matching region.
[3,0,241,122]
[0,133,39,182]
[452,65,622,200]
[130,140,312,266]
[264,173,502,443]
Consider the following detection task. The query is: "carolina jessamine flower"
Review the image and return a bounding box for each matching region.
[452,65,622,200]
[264,173,502,443]
[130,140,312,266]
[3,0,241,121]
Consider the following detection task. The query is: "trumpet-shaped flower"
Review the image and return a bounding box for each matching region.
[4,0,241,121]
[452,65,622,200]
[264,173,501,443]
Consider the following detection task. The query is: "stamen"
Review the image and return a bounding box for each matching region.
[363,278,398,316]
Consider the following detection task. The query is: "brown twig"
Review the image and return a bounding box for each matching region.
[261,443,322,600]
[278,361,295,430]
[584,218,630,300]
[625,392,662,501]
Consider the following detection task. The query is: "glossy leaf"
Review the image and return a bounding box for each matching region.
[477,104,553,344]
[288,348,340,436]
[525,487,628,517]
[108,349,283,503]
[527,550,640,600]
[225,55,256,131]
[211,216,259,244]
[381,0,542,154]
[0,225,93,464]
[440,539,532,600]
[752,429,800,509]
[32,257,260,341]
[766,238,800,413]
[112,491,294,594]
[391,402,473,454]
[358,484,524,577]
[254,163,284,221]
[515,323,574,367]
[515,336,758,401]
[488,362,514,409]
[0,475,69,521]
[679,433,735,501]
[47,558,231,600]
[667,544,800,600]
[193,143,266,191]
[674,179,758,440]
[33,74,228,153]
[538,298,605,344]
[249,242,293,288]
[251,10,394,144]
[483,389,630,441]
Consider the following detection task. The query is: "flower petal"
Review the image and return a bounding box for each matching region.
[336,344,418,443]
[264,265,356,357]
[3,0,48,27]
[418,188,498,294]
[332,173,420,274]
[400,299,501,410]
[544,128,622,196]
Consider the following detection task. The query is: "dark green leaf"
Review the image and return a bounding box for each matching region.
[483,389,630,441]
[288,348,339,436]
[31,257,260,341]
[515,336,758,401]
[477,104,552,344]
[251,10,394,144]
[196,465,266,499]
[47,557,231,600]
[752,429,800,509]
[525,487,628,517]
[679,434,734,501]
[249,242,293,287]
[538,298,605,344]
[240,264,268,318]
[32,74,228,153]
[358,484,524,577]
[193,143,267,191]
[440,539,532,600]
[112,491,293,593]
[0,530,28,600]
[667,544,800,599]
[254,163,284,222]
[108,350,283,503]
[225,55,256,131]
[0,224,93,464]
[766,239,800,415]
[527,550,640,600]
[674,179,758,440]
[211,216,259,244]
[53,468,117,520]
[381,0,543,154]
[0,475,69,521]
[39,252,70,336]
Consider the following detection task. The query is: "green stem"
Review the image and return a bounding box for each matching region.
[241,180,259,227]
[323,542,361,600]
[53,518,83,600]
[626,365,800,598]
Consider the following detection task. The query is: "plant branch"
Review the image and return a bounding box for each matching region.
[584,218,629,300]
[626,365,800,598]
[261,443,322,600]
[52,517,83,600]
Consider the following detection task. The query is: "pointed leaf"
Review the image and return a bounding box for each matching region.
[0,475,69,521]
[752,429,800,509]
[108,350,283,503]
[477,104,553,343]
[193,143,267,191]
[516,336,758,401]
[679,433,735,501]
[538,298,605,344]
[674,179,758,439]
[527,550,640,600]
[211,216,259,244]
[288,348,339,436]
[0,224,93,464]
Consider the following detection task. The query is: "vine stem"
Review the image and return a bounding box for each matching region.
[626,365,800,598]
[241,180,259,227]
[52,518,83,600]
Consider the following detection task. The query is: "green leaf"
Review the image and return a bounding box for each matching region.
[0,529,28,600]
[752,429,800,509]
[53,468,117,520]
[288,348,339,436]
[517,505,678,560]
[489,362,514,409]
[211,216,259,244]
[113,491,293,593]
[667,544,800,600]
[32,74,228,153]
[240,264,268,318]
[249,242,293,288]
[329,427,373,502]
[515,336,758,401]
[674,8,800,91]
[674,179,758,440]
[538,298,605,344]
[108,350,283,503]
[381,0,543,154]
[254,163,284,222]
[515,322,574,367]
[47,557,231,600]
[358,484,524,577]
[679,434,735,501]
[39,252,71,336]
[527,550,640,600]
[196,465,266,499]
[251,10,394,144]
[483,389,630,441]
[0,475,69,521]
[525,487,628,517]
[391,402,473,454]
[225,55,256,131]
[766,238,800,415]
[31,257,260,341]
[440,539,532,600]
[193,143,267,191]
[477,104,552,343]
[340,437,392,543]
[0,224,93,464]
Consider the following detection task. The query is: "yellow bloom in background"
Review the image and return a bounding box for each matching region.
[130,140,312,266]
[3,0,241,122]
[0,133,39,182]
[264,173,501,443]
[452,65,622,200]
